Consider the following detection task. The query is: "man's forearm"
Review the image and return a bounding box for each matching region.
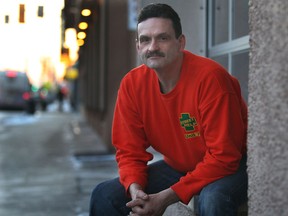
[159,188,180,207]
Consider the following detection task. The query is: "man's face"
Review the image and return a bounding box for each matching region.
[136,18,185,70]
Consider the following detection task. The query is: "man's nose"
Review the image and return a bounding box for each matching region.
[148,39,159,51]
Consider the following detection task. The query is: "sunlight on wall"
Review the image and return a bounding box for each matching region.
[0,0,65,86]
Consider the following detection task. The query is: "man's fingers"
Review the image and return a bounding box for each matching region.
[126,199,144,208]
[136,190,149,200]
[128,206,149,216]
[128,211,138,216]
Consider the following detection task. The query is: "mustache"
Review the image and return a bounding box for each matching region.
[146,51,165,58]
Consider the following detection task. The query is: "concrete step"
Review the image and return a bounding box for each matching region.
[164,196,248,216]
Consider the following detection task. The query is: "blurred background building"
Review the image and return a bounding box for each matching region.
[0,0,65,87]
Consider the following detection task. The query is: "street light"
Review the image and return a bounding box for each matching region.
[81,9,91,17]
[77,39,85,47]
[77,31,86,40]
[78,22,88,30]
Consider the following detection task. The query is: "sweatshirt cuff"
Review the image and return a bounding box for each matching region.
[171,183,193,205]
[121,177,147,196]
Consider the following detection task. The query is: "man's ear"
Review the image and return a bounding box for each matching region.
[135,37,140,51]
[136,41,141,55]
[179,34,186,50]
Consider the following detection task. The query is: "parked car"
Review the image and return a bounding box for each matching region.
[0,70,36,114]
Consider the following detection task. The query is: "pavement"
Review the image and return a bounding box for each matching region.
[64,112,119,216]
[0,105,119,216]
[0,102,195,216]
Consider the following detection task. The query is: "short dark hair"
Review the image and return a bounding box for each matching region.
[137,3,182,38]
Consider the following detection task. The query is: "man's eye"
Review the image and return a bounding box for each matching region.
[139,37,150,43]
[159,36,169,41]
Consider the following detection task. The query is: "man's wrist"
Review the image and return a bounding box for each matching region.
[161,188,180,206]
[128,183,143,199]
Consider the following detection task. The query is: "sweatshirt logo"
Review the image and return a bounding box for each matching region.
[179,113,200,139]
[180,113,197,131]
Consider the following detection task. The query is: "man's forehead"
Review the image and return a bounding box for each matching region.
[137,18,174,35]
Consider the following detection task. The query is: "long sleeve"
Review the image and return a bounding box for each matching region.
[112,74,153,193]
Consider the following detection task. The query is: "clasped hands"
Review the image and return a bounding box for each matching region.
[126,183,179,216]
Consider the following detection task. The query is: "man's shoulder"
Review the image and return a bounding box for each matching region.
[119,64,155,92]
[123,64,153,81]
[183,50,228,81]
[183,50,222,69]
[130,64,150,74]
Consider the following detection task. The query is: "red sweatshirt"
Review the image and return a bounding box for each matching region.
[112,50,247,204]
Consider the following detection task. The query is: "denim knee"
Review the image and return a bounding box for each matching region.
[89,179,130,216]
[89,182,109,214]
[91,182,104,202]
[198,190,237,216]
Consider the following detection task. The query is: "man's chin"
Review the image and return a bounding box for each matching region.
[146,64,160,70]
[146,60,163,69]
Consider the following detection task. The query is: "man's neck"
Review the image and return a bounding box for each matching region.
[155,54,184,94]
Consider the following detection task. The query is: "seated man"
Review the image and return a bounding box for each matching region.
[90,3,248,216]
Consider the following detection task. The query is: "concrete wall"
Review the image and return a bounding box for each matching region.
[248,0,288,215]
[84,0,137,151]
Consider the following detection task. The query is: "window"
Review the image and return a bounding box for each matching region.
[19,4,25,23]
[38,6,44,17]
[208,0,249,102]
[5,15,9,24]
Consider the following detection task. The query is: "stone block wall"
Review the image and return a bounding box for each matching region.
[248,0,288,215]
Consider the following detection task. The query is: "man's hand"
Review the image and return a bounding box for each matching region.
[129,183,149,201]
[127,184,179,216]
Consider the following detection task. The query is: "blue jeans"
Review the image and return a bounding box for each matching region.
[89,156,247,216]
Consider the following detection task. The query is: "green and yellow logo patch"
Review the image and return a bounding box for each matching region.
[179,113,197,131]
[179,113,200,139]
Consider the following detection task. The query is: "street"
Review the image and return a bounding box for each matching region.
[0,103,118,216]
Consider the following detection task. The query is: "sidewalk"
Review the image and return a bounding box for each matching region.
[67,113,118,216]
[0,106,194,216]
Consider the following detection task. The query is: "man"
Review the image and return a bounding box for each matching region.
[90,3,247,216]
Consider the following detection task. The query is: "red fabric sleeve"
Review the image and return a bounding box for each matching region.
[112,77,153,193]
